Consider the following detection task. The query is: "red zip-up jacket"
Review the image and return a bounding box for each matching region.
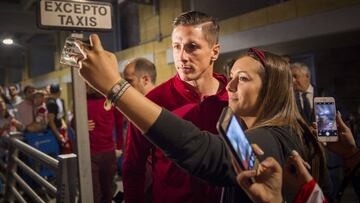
[123,73,228,203]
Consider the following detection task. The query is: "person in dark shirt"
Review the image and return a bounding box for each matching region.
[122,57,157,202]
[46,84,71,154]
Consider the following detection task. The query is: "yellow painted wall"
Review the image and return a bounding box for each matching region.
[219,0,360,36]
[117,0,360,84]
[139,0,182,44]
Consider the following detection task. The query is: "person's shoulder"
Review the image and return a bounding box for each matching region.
[246,127,274,137]
[312,85,329,97]
[245,127,280,146]
[46,98,57,106]
[266,126,291,135]
[15,100,25,108]
[248,126,303,157]
[213,72,228,84]
[245,127,285,163]
[146,76,175,100]
[47,97,56,103]
[15,96,23,104]
[246,126,293,145]
[248,126,295,139]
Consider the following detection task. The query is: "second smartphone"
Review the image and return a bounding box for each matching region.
[314,97,338,142]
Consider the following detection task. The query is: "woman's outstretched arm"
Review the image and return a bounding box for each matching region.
[77,34,161,133]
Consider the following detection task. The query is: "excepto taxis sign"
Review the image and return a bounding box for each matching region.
[38,0,112,31]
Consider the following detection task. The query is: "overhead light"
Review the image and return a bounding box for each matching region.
[3,38,13,45]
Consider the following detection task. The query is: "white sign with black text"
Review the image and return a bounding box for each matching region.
[39,0,112,30]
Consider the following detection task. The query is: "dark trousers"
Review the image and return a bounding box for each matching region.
[91,150,117,203]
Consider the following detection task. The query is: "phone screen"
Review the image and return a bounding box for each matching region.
[226,116,255,170]
[315,101,337,137]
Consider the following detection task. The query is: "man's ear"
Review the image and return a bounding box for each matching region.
[211,43,220,61]
[141,74,150,85]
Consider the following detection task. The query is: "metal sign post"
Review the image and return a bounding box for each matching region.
[56,153,78,202]
[71,64,93,203]
[37,1,113,203]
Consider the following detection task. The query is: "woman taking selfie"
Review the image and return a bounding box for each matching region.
[75,34,330,202]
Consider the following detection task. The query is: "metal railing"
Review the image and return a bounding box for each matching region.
[0,132,77,203]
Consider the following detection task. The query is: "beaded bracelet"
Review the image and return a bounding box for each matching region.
[104,79,130,111]
[111,82,131,104]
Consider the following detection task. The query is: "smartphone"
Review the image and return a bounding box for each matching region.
[314,97,338,142]
[217,107,258,174]
[60,33,91,67]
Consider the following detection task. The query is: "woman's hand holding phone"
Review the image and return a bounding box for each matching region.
[74,34,122,97]
[326,112,357,157]
[313,111,359,174]
[326,112,360,174]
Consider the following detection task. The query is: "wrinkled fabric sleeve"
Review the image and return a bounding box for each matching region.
[122,123,152,203]
[294,179,328,203]
[145,109,238,186]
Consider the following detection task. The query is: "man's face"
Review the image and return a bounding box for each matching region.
[291,67,310,92]
[33,94,44,106]
[24,87,35,100]
[8,86,18,97]
[172,25,219,82]
[124,63,145,94]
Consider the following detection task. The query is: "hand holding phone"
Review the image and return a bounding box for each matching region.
[60,33,91,67]
[326,112,358,159]
[314,97,338,142]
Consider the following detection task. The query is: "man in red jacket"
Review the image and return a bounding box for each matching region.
[117,57,157,154]
[122,11,228,203]
[121,57,157,202]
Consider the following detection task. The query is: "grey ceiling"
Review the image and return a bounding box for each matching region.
[0,0,119,84]
[0,0,56,83]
